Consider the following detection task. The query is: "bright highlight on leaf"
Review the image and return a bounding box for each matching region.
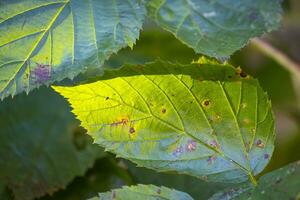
[147,0,282,58]
[89,184,193,200]
[209,160,300,200]
[0,0,145,99]
[53,60,274,184]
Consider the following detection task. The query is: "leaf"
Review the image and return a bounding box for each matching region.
[89,184,193,200]
[0,0,145,99]
[0,87,104,200]
[53,60,274,183]
[209,160,300,200]
[126,160,237,199]
[146,0,282,58]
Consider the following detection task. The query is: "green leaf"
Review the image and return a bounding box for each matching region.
[89,184,193,200]
[53,60,274,183]
[209,160,300,200]
[126,160,237,199]
[146,0,282,58]
[0,0,145,99]
[0,87,104,200]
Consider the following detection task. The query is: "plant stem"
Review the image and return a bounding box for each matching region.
[251,38,300,79]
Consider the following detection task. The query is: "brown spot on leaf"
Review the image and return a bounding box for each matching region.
[105,97,109,100]
[111,118,128,126]
[129,127,135,134]
[203,99,210,106]
[256,139,265,148]
[161,108,166,114]
[208,140,220,149]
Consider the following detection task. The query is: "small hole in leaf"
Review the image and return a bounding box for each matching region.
[239,71,247,78]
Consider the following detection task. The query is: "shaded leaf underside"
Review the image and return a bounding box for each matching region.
[0,87,104,200]
[147,0,282,58]
[0,0,145,99]
[90,184,193,200]
[53,60,274,183]
[209,160,300,200]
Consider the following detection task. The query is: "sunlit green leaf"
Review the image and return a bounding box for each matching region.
[89,184,193,200]
[209,160,300,200]
[0,87,104,200]
[53,59,274,183]
[146,0,282,58]
[0,0,145,99]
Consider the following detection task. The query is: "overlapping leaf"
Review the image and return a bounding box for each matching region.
[89,184,193,200]
[147,0,282,58]
[0,87,104,200]
[209,160,300,200]
[53,60,274,183]
[0,0,145,99]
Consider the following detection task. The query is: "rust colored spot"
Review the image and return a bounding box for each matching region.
[207,156,217,165]
[111,118,128,126]
[256,139,265,148]
[105,97,109,100]
[129,127,135,134]
[264,153,269,159]
[203,100,210,106]
[186,139,197,152]
[162,108,167,114]
[239,71,247,78]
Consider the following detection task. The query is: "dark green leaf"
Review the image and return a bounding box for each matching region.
[147,0,282,58]
[209,160,300,200]
[0,87,104,200]
[89,184,193,200]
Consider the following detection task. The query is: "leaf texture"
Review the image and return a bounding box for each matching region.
[89,184,193,200]
[0,0,145,99]
[53,60,274,183]
[146,0,282,58]
[0,87,104,200]
[209,160,300,200]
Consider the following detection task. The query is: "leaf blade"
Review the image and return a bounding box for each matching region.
[146,0,282,58]
[0,0,145,99]
[90,184,194,200]
[53,60,274,183]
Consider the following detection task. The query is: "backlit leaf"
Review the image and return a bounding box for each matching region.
[89,184,193,200]
[146,0,282,58]
[53,60,274,183]
[0,0,145,99]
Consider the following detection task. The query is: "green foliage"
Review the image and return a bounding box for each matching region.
[209,160,300,200]
[146,0,282,58]
[53,60,274,183]
[0,0,145,99]
[0,0,282,99]
[0,87,104,200]
[89,184,193,200]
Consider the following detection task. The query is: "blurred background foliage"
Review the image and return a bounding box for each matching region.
[0,0,300,199]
